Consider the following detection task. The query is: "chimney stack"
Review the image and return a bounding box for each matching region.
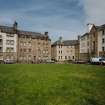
[77,35,81,40]
[59,36,63,44]
[13,21,18,31]
[45,32,48,36]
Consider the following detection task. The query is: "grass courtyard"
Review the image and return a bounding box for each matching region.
[0,64,105,105]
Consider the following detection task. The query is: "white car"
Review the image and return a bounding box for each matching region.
[101,59,105,65]
[90,57,102,64]
[4,59,15,64]
[46,60,55,63]
[90,57,105,65]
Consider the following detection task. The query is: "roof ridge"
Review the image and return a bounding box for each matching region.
[18,29,42,34]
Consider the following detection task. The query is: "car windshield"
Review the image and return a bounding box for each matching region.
[99,59,102,61]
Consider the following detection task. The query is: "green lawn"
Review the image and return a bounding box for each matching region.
[0,64,105,105]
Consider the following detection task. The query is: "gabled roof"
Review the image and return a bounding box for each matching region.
[90,24,105,31]
[80,24,105,39]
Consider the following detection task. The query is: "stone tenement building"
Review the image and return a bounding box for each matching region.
[0,22,51,63]
[97,25,105,56]
[0,24,18,62]
[79,33,90,61]
[79,24,105,61]
[51,37,79,62]
[1,22,105,63]
[18,30,51,63]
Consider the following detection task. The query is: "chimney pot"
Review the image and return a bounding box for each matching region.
[45,32,48,36]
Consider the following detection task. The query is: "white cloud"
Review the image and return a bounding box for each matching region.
[83,0,105,25]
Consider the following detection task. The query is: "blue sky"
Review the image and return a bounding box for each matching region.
[0,0,105,41]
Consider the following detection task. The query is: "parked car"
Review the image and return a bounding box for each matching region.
[46,60,55,64]
[4,59,15,64]
[90,57,105,65]
[101,59,105,65]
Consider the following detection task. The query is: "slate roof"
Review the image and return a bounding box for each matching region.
[80,24,105,39]
[0,25,50,40]
[17,30,47,39]
[63,40,79,46]
[52,40,78,46]
[0,26,15,34]
[80,33,89,38]
[97,24,105,30]
[90,24,105,31]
